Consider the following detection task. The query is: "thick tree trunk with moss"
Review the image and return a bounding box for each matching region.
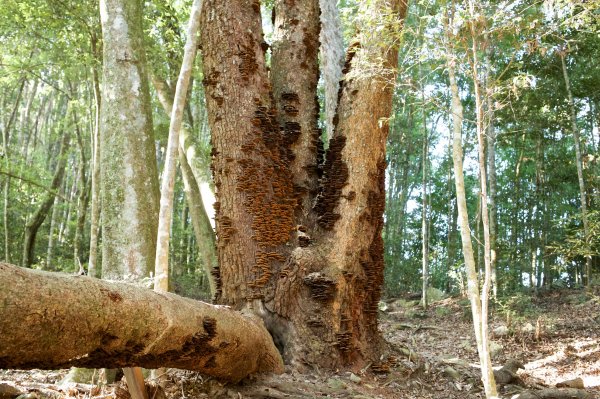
[200,0,407,371]
[0,263,283,382]
[99,0,160,280]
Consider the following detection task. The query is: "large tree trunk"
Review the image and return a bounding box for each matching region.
[200,0,407,371]
[0,263,283,382]
[99,0,160,280]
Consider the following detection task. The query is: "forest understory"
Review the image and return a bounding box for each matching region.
[1,286,599,399]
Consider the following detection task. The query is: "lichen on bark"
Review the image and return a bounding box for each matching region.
[99,0,160,280]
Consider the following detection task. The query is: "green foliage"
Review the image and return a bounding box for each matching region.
[435,305,451,317]
[548,210,600,265]
[495,293,538,320]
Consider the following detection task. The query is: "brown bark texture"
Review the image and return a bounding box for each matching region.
[200,0,407,371]
[0,263,283,382]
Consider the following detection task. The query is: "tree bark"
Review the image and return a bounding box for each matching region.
[271,0,322,222]
[99,0,160,280]
[0,262,283,382]
[200,0,408,370]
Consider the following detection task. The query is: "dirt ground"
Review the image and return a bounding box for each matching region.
[1,286,599,398]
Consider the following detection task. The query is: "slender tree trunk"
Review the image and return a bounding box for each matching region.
[58,171,77,245]
[25,92,48,165]
[468,2,497,393]
[534,134,547,287]
[319,0,344,141]
[397,106,416,251]
[2,77,26,263]
[560,51,592,285]
[22,130,71,268]
[421,108,429,309]
[176,204,188,276]
[486,87,498,299]
[448,6,497,396]
[88,31,102,279]
[179,148,218,296]
[446,124,458,292]
[511,135,525,286]
[19,80,39,159]
[73,107,90,270]
[151,76,218,297]
[155,0,203,293]
[45,181,64,271]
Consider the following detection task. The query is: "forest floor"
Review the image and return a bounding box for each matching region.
[1,286,599,399]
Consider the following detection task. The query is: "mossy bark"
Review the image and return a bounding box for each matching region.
[0,263,283,383]
[99,0,159,280]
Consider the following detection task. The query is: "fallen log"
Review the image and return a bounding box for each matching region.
[0,263,283,382]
